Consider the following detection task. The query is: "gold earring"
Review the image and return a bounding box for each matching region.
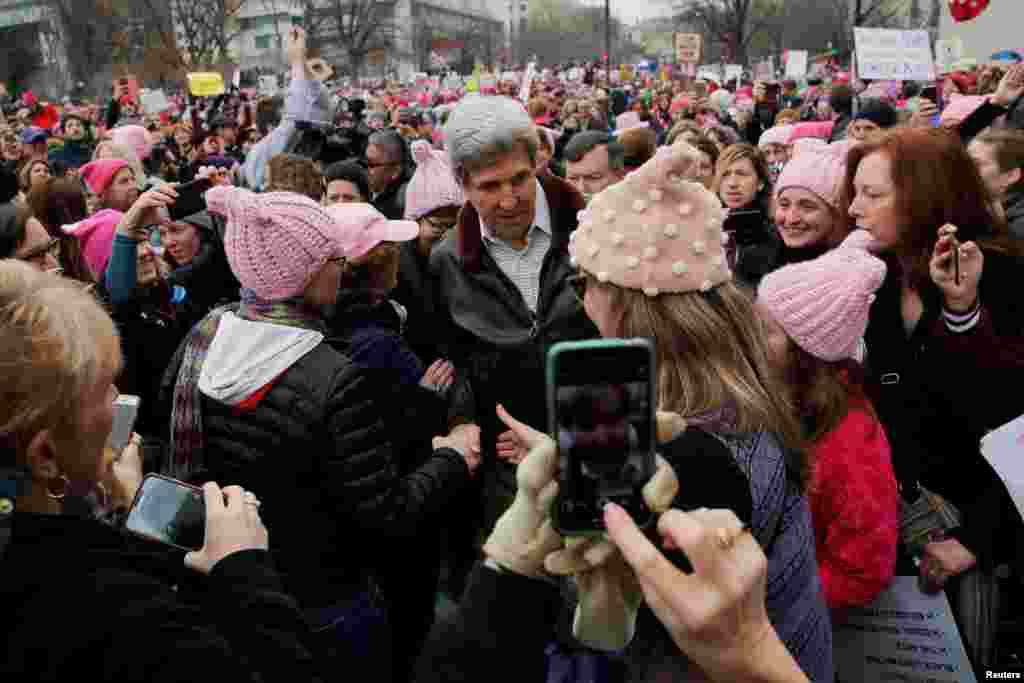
[46,474,70,501]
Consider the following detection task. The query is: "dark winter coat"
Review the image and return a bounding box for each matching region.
[0,513,322,682]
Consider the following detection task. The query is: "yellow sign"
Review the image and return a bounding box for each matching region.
[187,72,225,97]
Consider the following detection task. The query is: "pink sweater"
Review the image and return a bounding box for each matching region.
[809,399,899,611]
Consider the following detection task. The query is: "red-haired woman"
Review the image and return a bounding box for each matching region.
[847,127,1024,668]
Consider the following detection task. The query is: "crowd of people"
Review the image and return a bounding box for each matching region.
[1,25,1023,682]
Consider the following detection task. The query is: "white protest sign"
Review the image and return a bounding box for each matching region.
[935,37,964,75]
[854,28,936,82]
[786,50,808,79]
[725,64,743,86]
[519,61,536,103]
[833,576,976,683]
[674,33,702,64]
[139,89,170,115]
[258,75,279,97]
[981,413,1024,523]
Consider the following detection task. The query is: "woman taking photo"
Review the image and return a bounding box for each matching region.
[847,127,1024,668]
[0,261,322,682]
[567,142,832,681]
[713,143,779,288]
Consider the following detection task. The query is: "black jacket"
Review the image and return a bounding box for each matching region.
[393,240,446,364]
[429,175,598,529]
[1004,190,1024,242]
[161,339,471,607]
[372,179,409,220]
[863,250,1024,568]
[0,513,322,682]
[104,283,201,439]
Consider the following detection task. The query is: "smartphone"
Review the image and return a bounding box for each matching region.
[547,339,658,536]
[167,177,213,221]
[951,236,960,285]
[920,85,938,103]
[125,474,206,551]
[107,394,140,453]
[723,209,763,238]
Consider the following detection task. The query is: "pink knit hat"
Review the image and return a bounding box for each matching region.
[758,125,794,148]
[615,111,648,133]
[774,140,851,213]
[326,202,418,260]
[62,209,122,278]
[787,121,835,144]
[940,95,987,127]
[205,186,342,301]
[79,159,131,197]
[404,140,464,220]
[569,142,732,296]
[757,231,886,362]
[111,125,152,161]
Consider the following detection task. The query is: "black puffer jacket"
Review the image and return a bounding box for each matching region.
[393,240,446,364]
[161,339,471,608]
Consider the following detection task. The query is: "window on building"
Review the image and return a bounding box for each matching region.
[254,34,272,49]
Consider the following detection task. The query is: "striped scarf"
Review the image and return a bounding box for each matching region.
[167,290,325,481]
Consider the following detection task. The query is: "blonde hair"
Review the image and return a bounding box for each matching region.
[0,261,120,455]
[604,280,807,481]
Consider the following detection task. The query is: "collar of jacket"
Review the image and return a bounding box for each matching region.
[1004,188,1024,221]
[454,174,585,273]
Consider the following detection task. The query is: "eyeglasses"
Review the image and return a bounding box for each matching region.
[366,159,398,170]
[328,256,348,266]
[19,237,61,263]
[569,272,590,302]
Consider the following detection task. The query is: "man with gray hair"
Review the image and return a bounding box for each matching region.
[430,95,598,559]
[563,131,626,199]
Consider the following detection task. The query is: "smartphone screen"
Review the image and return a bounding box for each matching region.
[167,177,213,221]
[125,475,205,551]
[107,395,140,453]
[548,340,657,536]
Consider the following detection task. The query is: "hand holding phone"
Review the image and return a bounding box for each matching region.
[166,177,212,221]
[184,483,268,574]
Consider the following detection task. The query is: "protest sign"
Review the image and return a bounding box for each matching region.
[187,73,225,97]
[981,413,1024,523]
[786,50,808,79]
[519,61,536,103]
[674,33,702,63]
[935,36,965,74]
[140,89,170,115]
[833,576,976,683]
[725,64,743,84]
[258,75,279,97]
[854,28,936,81]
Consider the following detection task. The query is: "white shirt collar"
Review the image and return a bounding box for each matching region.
[481,178,552,243]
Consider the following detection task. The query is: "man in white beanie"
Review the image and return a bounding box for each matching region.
[430,95,598,572]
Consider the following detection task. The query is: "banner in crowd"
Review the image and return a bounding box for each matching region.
[187,72,225,97]
[854,28,936,81]
[785,50,809,78]
[139,89,170,115]
[832,576,976,682]
[725,64,743,84]
[674,33,702,64]
[980,413,1024,523]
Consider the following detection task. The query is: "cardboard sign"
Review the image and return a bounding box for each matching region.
[786,50,809,78]
[113,75,139,102]
[854,28,936,82]
[980,413,1024,523]
[833,576,977,682]
[674,33,702,63]
[187,72,225,97]
[139,89,171,115]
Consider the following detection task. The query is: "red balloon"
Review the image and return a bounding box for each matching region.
[948,0,990,23]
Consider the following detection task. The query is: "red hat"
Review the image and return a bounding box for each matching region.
[79,159,131,196]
